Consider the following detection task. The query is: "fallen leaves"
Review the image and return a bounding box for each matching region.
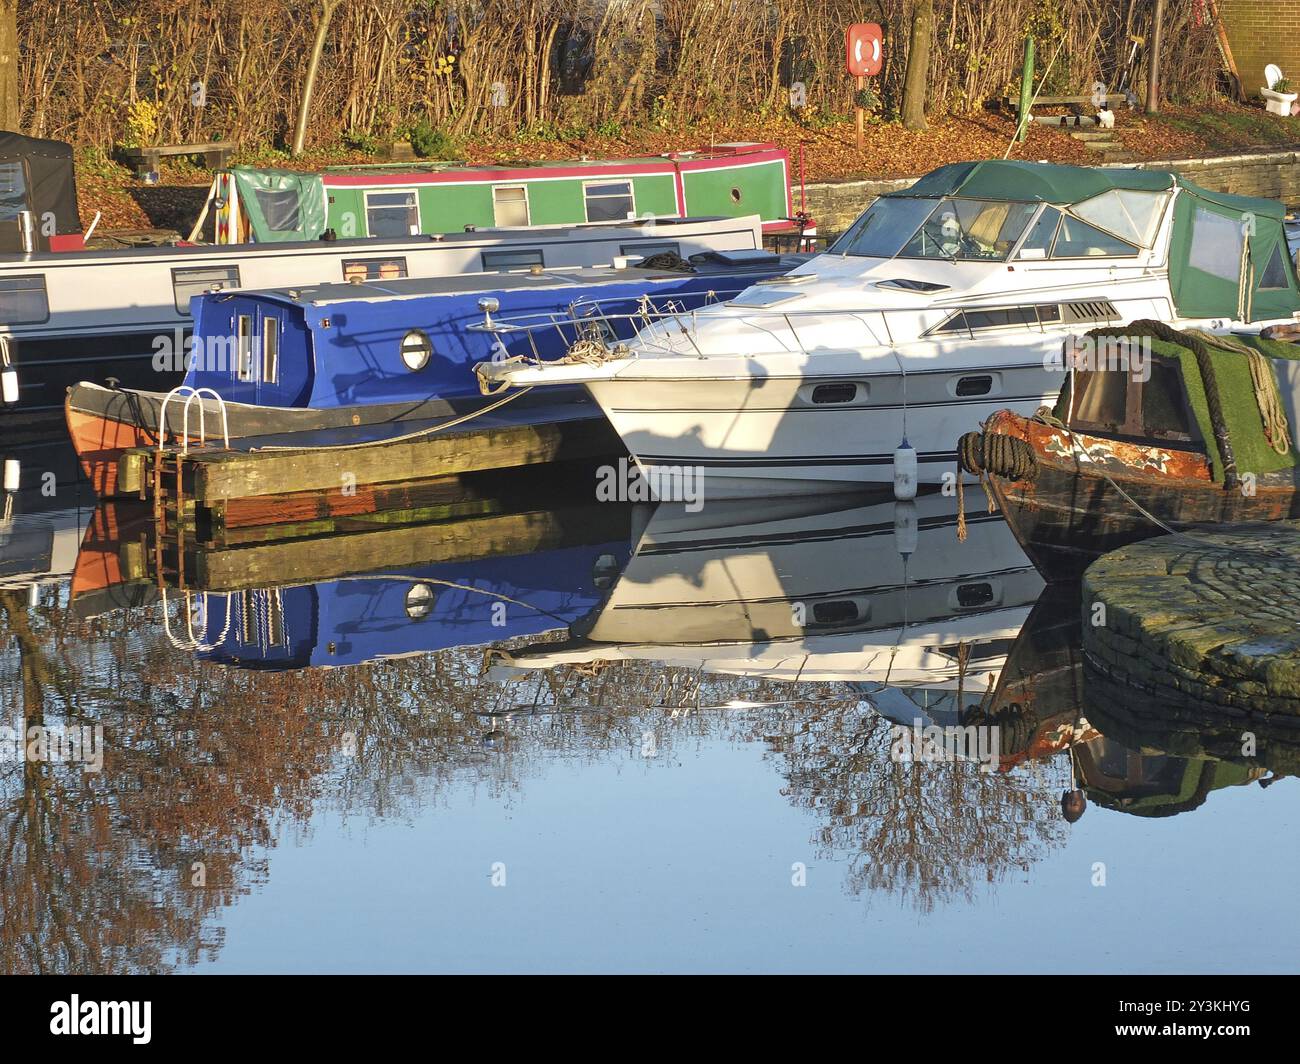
[72,102,1298,237]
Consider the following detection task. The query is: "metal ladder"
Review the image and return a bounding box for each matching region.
[150,386,232,588]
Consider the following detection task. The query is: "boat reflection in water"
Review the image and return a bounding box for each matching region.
[490,491,1043,691]
[189,545,631,670]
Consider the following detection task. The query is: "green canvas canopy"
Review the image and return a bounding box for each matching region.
[231,166,326,242]
[1167,179,1300,323]
[886,160,1175,204]
[888,160,1300,323]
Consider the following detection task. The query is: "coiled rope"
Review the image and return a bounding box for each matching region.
[476,336,632,395]
[954,430,1038,541]
[1247,349,1293,455]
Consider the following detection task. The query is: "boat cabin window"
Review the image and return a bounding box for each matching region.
[584,181,635,223]
[1187,205,1244,282]
[172,265,240,314]
[0,161,28,220]
[620,240,681,259]
[253,188,302,233]
[481,247,544,272]
[342,256,408,282]
[831,197,935,258]
[900,198,1038,261]
[492,186,530,227]
[1260,243,1292,289]
[1015,207,1061,260]
[1051,216,1139,258]
[1071,189,1167,248]
[262,316,279,384]
[365,189,420,238]
[831,196,1037,261]
[236,315,254,381]
[1068,353,1199,442]
[933,305,1060,334]
[0,275,49,325]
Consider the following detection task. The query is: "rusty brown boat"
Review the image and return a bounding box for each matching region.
[956,320,1300,579]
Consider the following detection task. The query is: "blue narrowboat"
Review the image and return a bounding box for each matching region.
[67,249,801,494]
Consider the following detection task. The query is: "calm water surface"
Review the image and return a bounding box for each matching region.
[1,470,1297,973]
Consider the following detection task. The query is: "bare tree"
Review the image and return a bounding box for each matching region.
[902,0,934,131]
[1146,0,1165,114]
[0,0,18,130]
[292,0,344,157]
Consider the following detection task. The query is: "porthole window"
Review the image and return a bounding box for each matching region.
[954,375,993,397]
[400,329,432,371]
[811,383,858,404]
[405,582,436,619]
[730,187,742,204]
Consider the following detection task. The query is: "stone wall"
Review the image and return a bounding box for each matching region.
[804,150,1300,237]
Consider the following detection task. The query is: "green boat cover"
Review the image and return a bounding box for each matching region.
[1054,330,1300,483]
[231,166,327,242]
[888,160,1175,203]
[885,160,1300,323]
[1166,180,1300,323]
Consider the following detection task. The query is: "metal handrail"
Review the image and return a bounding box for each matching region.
[471,292,1116,361]
[157,385,231,454]
[161,588,231,651]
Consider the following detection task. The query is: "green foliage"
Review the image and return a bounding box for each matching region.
[405,120,459,159]
[342,127,383,156]
[234,143,291,167]
[594,118,624,137]
[76,145,123,180]
[120,99,160,148]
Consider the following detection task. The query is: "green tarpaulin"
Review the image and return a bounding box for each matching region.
[886,160,1175,203]
[231,166,326,242]
[886,160,1300,323]
[1167,181,1300,324]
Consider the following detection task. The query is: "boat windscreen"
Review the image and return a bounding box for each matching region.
[830,197,935,259]
[832,196,1036,261]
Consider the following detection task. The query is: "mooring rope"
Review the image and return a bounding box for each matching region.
[954,429,1037,542]
[1247,348,1293,455]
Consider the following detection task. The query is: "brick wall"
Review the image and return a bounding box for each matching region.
[1219,0,1300,94]
[804,150,1300,236]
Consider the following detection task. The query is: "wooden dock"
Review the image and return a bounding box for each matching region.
[116,404,623,542]
[119,404,621,499]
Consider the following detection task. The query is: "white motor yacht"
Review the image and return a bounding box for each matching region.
[477,160,1300,494]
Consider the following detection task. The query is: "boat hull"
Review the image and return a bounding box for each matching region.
[981,410,1300,580]
[584,363,1058,494]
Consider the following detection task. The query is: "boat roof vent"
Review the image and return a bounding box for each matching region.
[876,278,950,293]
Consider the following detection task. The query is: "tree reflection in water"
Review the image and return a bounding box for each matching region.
[0,588,1076,971]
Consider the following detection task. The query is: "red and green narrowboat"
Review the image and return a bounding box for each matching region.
[204,142,808,245]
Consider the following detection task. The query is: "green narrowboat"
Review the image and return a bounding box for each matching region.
[204,142,806,245]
